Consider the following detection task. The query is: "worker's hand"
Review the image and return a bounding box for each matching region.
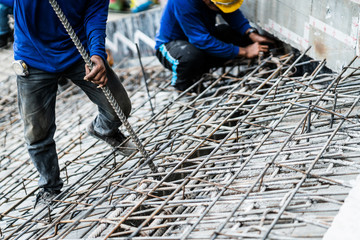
[249,32,275,45]
[84,55,108,87]
[239,42,269,58]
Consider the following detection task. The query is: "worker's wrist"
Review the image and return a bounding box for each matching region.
[246,27,258,37]
[238,47,247,57]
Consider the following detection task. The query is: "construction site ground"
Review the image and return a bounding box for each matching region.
[2,41,360,240]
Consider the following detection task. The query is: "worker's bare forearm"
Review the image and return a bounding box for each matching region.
[238,47,247,57]
[238,42,269,58]
[249,32,275,44]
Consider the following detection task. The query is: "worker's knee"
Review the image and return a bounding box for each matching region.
[157,41,207,75]
[179,44,206,66]
[18,90,56,146]
[23,116,55,145]
[25,127,48,145]
[157,41,208,91]
[175,51,207,84]
[184,52,204,68]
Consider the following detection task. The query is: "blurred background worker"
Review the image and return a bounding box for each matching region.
[0,1,12,48]
[155,0,274,92]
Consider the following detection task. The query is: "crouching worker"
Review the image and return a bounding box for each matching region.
[155,0,274,92]
[9,0,135,211]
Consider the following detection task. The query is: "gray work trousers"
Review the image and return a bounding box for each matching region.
[17,60,131,193]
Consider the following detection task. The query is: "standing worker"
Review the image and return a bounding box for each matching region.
[0,1,11,48]
[3,0,136,210]
[155,0,274,92]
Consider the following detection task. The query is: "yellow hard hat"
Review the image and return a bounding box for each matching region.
[211,0,244,13]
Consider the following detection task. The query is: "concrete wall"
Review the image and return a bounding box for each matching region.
[241,0,360,71]
[105,7,162,63]
[106,1,360,71]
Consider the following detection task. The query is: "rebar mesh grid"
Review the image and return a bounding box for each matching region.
[2,49,360,240]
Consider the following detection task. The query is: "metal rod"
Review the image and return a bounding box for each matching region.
[48,0,157,173]
[3,46,360,240]
[135,43,155,115]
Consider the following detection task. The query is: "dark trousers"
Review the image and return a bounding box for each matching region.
[17,60,131,193]
[156,24,252,91]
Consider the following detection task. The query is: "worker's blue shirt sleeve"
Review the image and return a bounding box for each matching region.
[12,0,109,73]
[222,10,251,35]
[174,3,238,59]
[84,0,109,62]
[0,0,14,7]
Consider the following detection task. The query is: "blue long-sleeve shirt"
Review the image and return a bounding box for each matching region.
[155,0,251,59]
[8,0,109,72]
[0,0,12,7]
